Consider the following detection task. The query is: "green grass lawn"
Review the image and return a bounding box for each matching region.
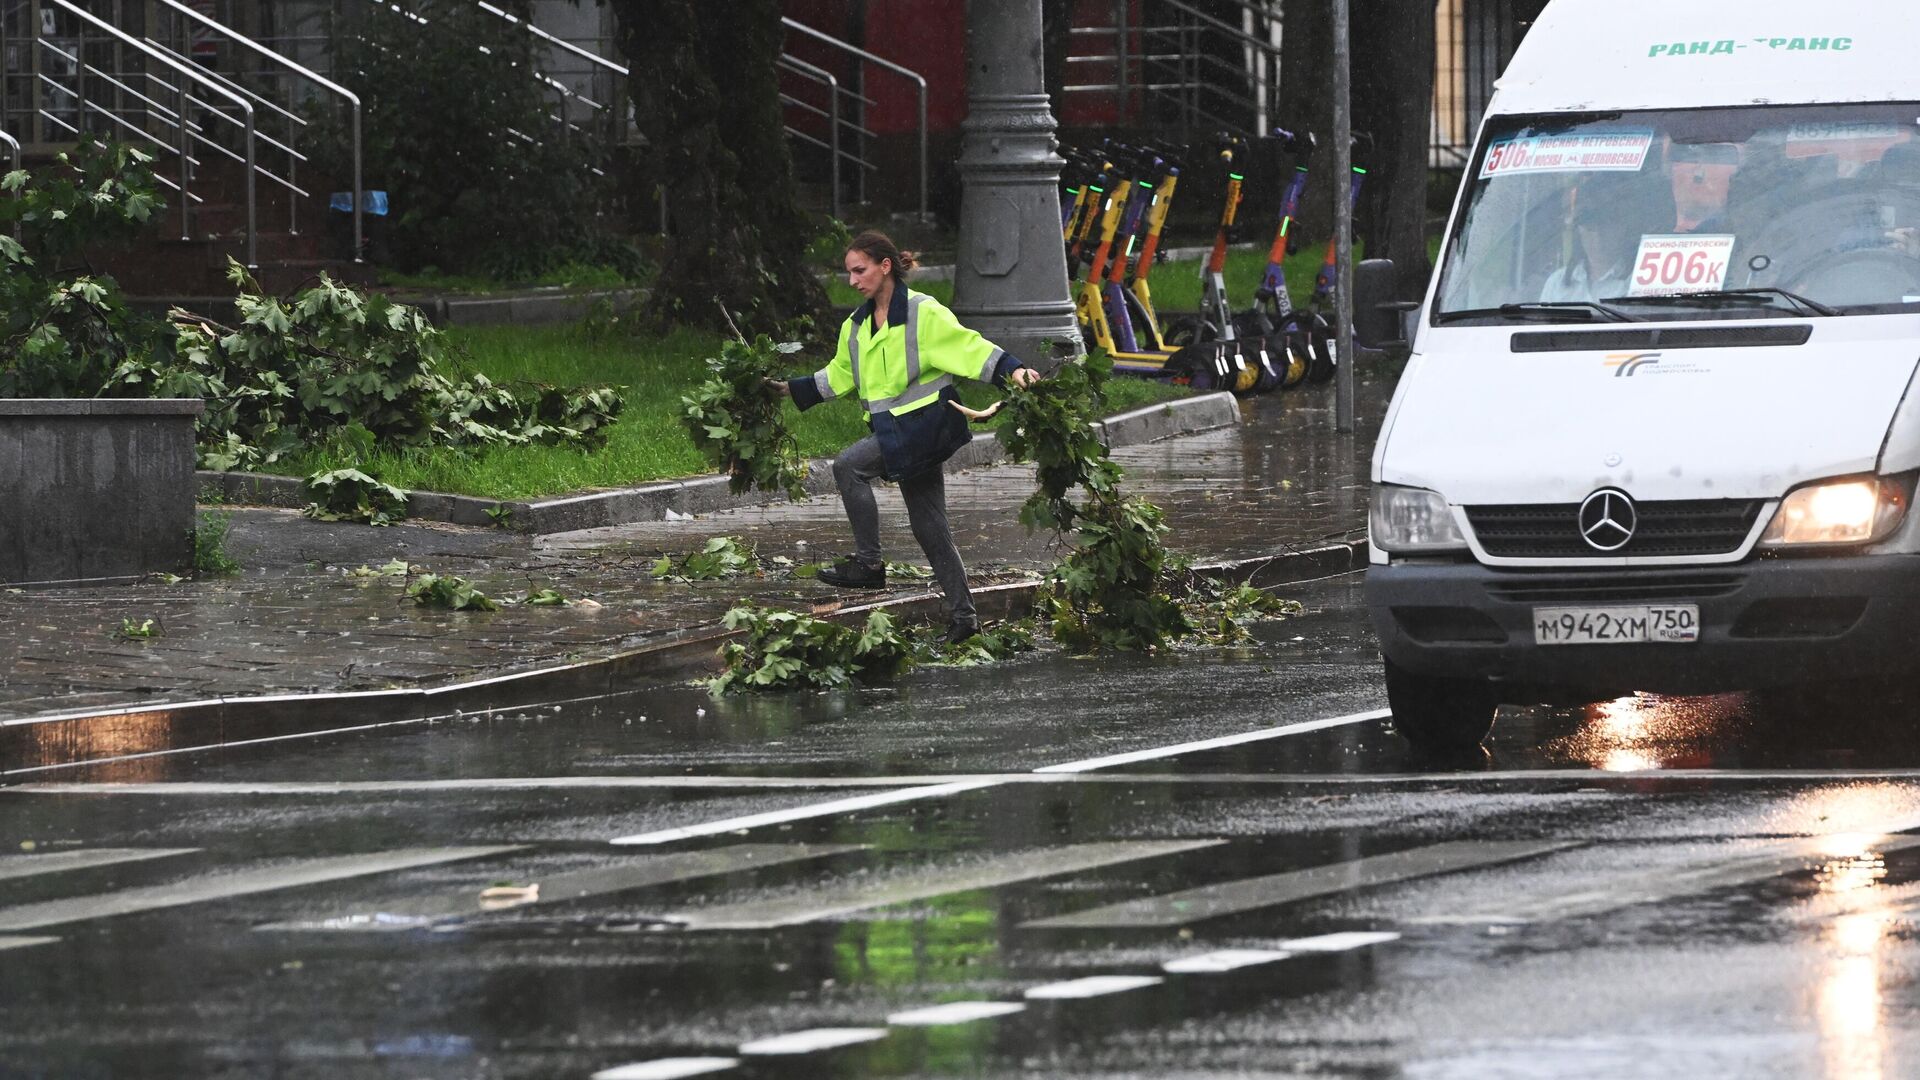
[264,323,1190,501]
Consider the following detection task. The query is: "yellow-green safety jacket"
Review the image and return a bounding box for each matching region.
[789,287,1025,481]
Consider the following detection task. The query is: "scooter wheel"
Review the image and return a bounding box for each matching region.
[1166,342,1215,392]
[1233,311,1272,340]
[1306,317,1337,384]
[1230,343,1262,396]
[1162,316,1215,351]
[1281,329,1312,388]
[1250,337,1285,394]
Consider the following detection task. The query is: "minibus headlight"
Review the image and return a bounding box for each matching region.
[1370,484,1467,552]
[1759,475,1909,547]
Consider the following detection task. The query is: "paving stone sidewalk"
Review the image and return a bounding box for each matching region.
[0,376,1389,725]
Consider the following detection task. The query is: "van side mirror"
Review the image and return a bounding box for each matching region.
[1354,258,1416,352]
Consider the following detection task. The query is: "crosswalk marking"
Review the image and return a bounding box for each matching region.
[887,1001,1026,1026]
[590,1059,738,1080]
[737,1028,888,1055]
[1162,948,1292,974]
[1034,709,1392,773]
[669,840,1223,931]
[1411,834,1920,924]
[609,781,1001,846]
[1025,975,1163,999]
[0,847,521,932]
[1022,840,1579,929]
[0,935,57,951]
[254,843,866,932]
[0,847,197,882]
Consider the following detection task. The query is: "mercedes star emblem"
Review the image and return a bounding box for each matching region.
[1578,488,1637,552]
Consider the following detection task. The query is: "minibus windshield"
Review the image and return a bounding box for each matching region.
[1433,104,1920,324]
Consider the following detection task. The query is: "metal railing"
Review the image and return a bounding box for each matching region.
[777,53,886,219]
[39,0,259,267]
[151,0,362,260]
[1065,0,1282,142]
[781,16,927,221]
[1,127,17,174]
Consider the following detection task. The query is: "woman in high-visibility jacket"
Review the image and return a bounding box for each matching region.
[777,231,1039,644]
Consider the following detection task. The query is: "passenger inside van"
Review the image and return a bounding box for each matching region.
[1538,184,1638,302]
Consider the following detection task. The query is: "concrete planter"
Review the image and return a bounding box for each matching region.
[0,398,205,587]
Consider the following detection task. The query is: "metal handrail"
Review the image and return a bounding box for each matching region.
[475,1,628,77]
[150,0,362,261]
[776,54,840,219]
[142,45,307,130]
[1,128,18,175]
[41,0,258,267]
[782,16,927,221]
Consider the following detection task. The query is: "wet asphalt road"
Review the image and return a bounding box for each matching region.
[6,573,1920,1079]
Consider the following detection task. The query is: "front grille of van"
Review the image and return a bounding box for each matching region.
[1465,500,1766,558]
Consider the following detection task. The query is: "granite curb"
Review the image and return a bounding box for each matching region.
[0,534,1366,779]
[196,391,1243,534]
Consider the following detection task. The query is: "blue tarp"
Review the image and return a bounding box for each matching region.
[328,190,389,215]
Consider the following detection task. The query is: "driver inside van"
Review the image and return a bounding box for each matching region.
[1667,141,1741,233]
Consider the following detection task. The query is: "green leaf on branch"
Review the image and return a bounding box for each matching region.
[679,335,808,500]
[405,573,498,611]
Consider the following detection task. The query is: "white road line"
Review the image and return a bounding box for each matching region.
[670,840,1221,931]
[1024,975,1163,1000]
[11,777,984,795]
[1023,840,1577,929]
[1033,708,1392,773]
[887,1001,1026,1026]
[0,936,57,951]
[1413,834,1920,924]
[0,847,197,881]
[0,846,521,932]
[26,767,1920,796]
[737,1028,888,1055]
[591,1058,738,1080]
[609,780,1001,846]
[255,843,866,932]
[1281,931,1403,952]
[1162,948,1292,974]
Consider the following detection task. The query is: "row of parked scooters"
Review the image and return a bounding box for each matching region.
[1062,129,1366,394]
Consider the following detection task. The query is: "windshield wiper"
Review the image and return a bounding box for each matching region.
[1488,300,1633,323]
[1610,288,1838,317]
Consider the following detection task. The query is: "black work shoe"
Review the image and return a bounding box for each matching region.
[816,556,886,589]
[943,619,981,645]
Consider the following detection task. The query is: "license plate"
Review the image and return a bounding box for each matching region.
[1533,604,1699,645]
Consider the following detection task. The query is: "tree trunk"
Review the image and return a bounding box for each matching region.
[1279,0,1434,302]
[611,0,828,337]
[1276,0,1334,238]
[1354,0,1438,301]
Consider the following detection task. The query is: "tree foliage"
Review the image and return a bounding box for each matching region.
[679,335,808,499]
[2,143,626,478]
[610,0,828,335]
[1,144,171,397]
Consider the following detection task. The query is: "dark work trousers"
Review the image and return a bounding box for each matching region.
[832,434,976,624]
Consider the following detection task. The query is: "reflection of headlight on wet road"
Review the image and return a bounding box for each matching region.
[1593,695,1654,741]
[1819,909,1891,1080]
[1597,747,1658,772]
